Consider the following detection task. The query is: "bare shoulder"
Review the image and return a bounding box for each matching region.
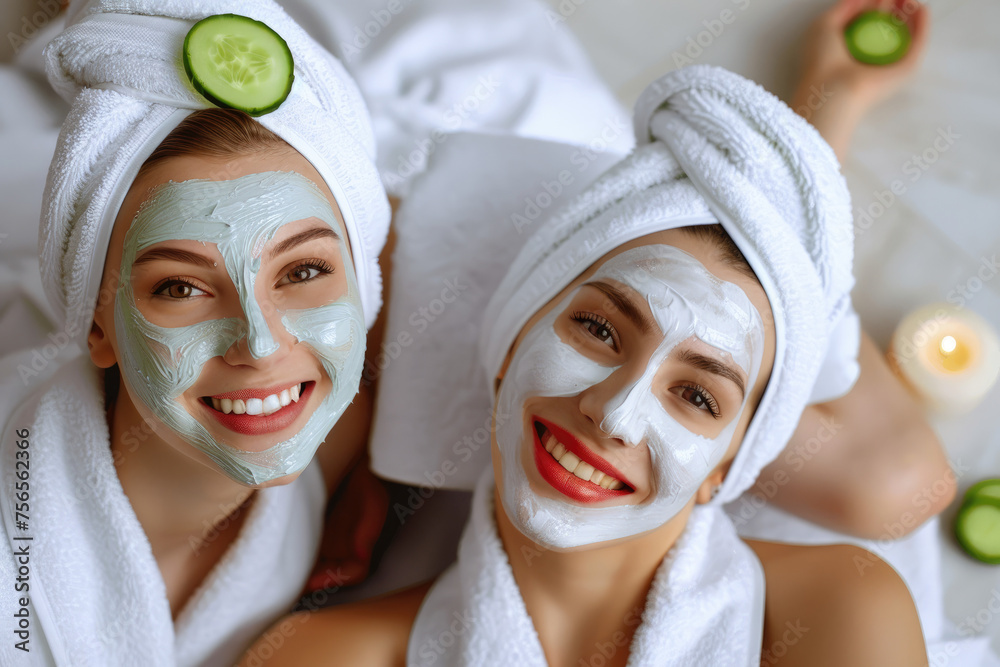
[745,540,927,667]
[238,581,432,667]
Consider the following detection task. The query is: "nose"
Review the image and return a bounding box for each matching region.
[223,289,295,368]
[577,350,661,448]
[245,299,280,359]
[577,364,644,446]
[599,365,656,447]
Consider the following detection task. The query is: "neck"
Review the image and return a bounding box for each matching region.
[495,489,693,666]
[108,380,255,552]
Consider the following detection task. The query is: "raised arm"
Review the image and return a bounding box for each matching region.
[756,0,953,539]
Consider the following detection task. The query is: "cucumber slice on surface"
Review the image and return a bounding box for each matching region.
[965,479,1000,504]
[955,499,1000,564]
[844,10,911,65]
[183,14,294,116]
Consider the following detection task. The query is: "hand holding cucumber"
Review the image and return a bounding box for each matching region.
[794,0,928,113]
[790,0,929,160]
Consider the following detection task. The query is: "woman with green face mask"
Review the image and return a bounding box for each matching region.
[0,1,390,664]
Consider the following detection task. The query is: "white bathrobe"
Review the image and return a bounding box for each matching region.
[409,471,765,667]
[0,355,326,667]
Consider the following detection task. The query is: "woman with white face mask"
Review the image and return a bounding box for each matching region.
[242,66,926,666]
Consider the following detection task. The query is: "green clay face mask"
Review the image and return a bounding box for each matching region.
[114,171,366,485]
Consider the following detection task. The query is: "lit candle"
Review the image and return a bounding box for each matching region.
[889,303,1000,415]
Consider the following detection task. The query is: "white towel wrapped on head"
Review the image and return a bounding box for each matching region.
[40,0,390,349]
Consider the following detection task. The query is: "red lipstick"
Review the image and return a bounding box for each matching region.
[532,415,634,503]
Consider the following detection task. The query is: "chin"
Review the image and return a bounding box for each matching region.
[246,469,304,489]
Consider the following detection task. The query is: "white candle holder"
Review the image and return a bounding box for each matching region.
[889,302,1000,416]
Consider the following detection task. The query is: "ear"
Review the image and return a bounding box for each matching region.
[88,318,117,369]
[694,457,733,505]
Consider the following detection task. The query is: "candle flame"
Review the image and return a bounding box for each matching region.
[940,335,957,355]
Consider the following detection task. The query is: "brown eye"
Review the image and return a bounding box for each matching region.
[277,261,334,287]
[571,311,619,351]
[586,321,614,346]
[679,387,708,409]
[153,280,207,299]
[670,384,721,419]
[168,283,192,298]
[288,266,318,283]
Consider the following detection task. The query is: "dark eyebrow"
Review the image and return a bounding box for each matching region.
[266,226,340,261]
[133,247,216,269]
[583,280,655,335]
[676,349,746,399]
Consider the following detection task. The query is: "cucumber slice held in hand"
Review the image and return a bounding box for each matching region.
[844,10,911,66]
[956,499,1000,564]
[183,14,294,116]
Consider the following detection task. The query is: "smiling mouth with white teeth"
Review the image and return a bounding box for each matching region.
[531,418,634,502]
[537,422,627,490]
[203,382,305,416]
[198,381,317,438]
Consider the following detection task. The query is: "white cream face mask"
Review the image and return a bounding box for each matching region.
[114,171,366,485]
[495,244,764,549]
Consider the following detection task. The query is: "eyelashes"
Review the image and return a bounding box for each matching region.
[673,384,721,419]
[279,259,335,286]
[568,310,722,419]
[151,276,208,299]
[150,259,335,300]
[571,311,619,350]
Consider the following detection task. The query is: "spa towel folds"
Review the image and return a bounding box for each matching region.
[0,357,326,666]
[409,471,765,667]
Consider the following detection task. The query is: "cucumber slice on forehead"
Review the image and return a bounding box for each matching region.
[956,499,1000,565]
[844,10,911,66]
[183,14,294,116]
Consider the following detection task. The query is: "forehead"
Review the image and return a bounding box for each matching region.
[578,229,770,326]
[127,171,340,252]
[108,151,351,265]
[589,244,762,371]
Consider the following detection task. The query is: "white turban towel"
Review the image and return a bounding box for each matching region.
[40,0,391,347]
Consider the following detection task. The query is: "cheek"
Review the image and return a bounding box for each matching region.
[720,409,754,462]
[282,302,360,360]
[645,419,721,500]
[642,392,750,495]
[508,324,616,402]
